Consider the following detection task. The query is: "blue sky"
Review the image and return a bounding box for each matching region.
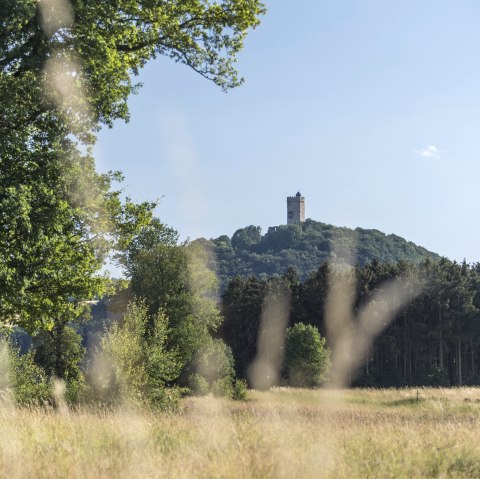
[95,1,480,264]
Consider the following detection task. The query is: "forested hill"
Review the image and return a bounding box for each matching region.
[197,219,440,288]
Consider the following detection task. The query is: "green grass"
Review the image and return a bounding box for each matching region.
[1,388,480,477]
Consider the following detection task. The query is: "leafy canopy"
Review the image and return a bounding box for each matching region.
[122,219,222,371]
[0,0,265,331]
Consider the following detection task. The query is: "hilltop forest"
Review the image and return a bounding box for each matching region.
[198,220,439,288]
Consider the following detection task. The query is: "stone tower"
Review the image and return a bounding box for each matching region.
[287,192,305,225]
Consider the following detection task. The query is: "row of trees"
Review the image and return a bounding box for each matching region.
[5,219,251,406]
[221,259,480,387]
[6,217,333,405]
[103,220,331,401]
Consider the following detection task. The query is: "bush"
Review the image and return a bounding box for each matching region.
[232,379,248,400]
[102,301,182,409]
[284,323,331,388]
[188,373,209,396]
[193,338,235,385]
[189,338,237,398]
[6,345,52,406]
[0,340,87,407]
[83,351,122,406]
[64,373,89,405]
[212,377,233,398]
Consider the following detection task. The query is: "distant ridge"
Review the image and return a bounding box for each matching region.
[196,219,440,288]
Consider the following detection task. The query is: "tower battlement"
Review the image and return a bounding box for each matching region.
[287,192,305,224]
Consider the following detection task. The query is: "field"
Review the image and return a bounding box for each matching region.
[1,388,480,478]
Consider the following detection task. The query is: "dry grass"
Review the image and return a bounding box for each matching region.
[1,388,480,478]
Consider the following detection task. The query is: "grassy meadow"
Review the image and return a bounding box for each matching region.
[1,388,480,478]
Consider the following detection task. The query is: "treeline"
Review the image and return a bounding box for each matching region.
[220,258,480,387]
[6,218,331,407]
[5,220,250,407]
[199,220,439,288]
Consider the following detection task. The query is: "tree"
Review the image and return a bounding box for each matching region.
[283,323,330,388]
[1,342,52,405]
[33,325,84,381]
[102,301,182,408]
[121,219,223,378]
[1,1,266,126]
[122,219,189,320]
[0,0,264,335]
[219,258,480,388]
[231,226,262,251]
[221,275,268,378]
[293,263,331,334]
[188,337,236,397]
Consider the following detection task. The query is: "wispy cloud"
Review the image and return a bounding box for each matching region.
[415,145,444,159]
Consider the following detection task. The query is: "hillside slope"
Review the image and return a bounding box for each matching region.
[197,219,440,287]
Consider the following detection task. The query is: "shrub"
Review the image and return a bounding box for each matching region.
[84,350,122,406]
[7,346,52,406]
[190,338,237,398]
[232,379,248,400]
[188,373,209,396]
[284,323,331,388]
[212,377,233,398]
[64,373,89,405]
[102,301,182,409]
